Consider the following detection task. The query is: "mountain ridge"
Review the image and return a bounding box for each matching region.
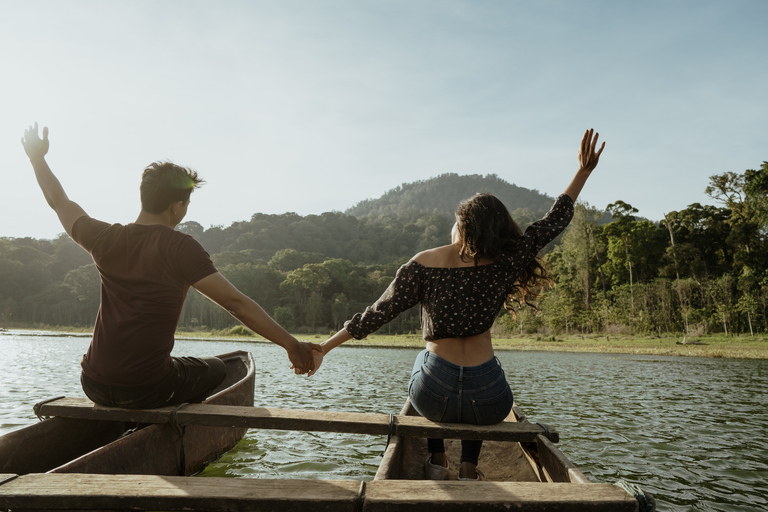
[345,173,556,222]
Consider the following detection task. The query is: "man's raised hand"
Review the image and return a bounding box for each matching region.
[21,122,49,161]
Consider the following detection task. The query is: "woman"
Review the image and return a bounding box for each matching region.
[307,129,605,480]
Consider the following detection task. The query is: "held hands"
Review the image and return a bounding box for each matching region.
[288,341,322,375]
[289,343,325,376]
[307,346,325,377]
[21,122,49,161]
[578,128,605,174]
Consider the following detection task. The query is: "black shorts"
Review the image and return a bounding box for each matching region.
[81,356,227,409]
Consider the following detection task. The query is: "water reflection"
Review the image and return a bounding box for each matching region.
[1,331,766,511]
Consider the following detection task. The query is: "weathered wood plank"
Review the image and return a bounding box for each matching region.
[374,401,411,480]
[37,397,558,442]
[0,474,361,512]
[535,434,589,484]
[0,474,17,486]
[0,474,637,512]
[38,397,175,423]
[393,415,559,442]
[363,481,638,512]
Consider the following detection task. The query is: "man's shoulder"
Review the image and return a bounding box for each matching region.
[71,216,114,252]
[73,215,112,232]
[165,227,205,249]
[165,229,217,283]
[159,228,212,261]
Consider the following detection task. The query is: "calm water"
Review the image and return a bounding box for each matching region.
[1,330,767,511]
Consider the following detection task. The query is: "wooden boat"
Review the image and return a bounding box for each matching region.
[0,388,644,511]
[376,399,589,484]
[0,350,254,477]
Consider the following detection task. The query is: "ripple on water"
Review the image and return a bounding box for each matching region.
[2,334,767,511]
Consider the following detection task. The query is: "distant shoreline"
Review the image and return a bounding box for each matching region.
[4,327,766,359]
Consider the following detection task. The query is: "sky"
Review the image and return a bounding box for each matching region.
[1,0,766,240]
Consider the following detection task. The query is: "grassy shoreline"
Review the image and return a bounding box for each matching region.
[6,326,766,359]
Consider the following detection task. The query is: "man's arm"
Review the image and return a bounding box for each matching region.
[21,123,87,237]
[192,272,318,373]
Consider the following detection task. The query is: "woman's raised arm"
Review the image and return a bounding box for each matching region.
[563,128,605,202]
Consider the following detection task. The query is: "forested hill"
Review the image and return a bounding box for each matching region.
[2,163,766,336]
[346,173,555,223]
[173,173,562,264]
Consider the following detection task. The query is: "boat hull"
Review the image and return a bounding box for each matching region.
[375,399,588,484]
[0,351,255,476]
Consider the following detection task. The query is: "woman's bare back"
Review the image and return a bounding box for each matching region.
[413,244,496,366]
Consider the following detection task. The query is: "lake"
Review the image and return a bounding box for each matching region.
[1,330,766,511]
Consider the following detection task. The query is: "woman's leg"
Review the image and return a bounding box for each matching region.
[459,440,483,479]
[409,350,454,477]
[459,357,514,479]
[428,438,446,465]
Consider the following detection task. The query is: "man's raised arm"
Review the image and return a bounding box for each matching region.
[21,123,87,236]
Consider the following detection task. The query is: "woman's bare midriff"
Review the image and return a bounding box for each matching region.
[426,330,494,367]
[414,244,497,367]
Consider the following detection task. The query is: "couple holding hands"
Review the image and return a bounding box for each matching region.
[22,123,604,480]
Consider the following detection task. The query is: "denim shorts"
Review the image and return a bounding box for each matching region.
[408,349,513,425]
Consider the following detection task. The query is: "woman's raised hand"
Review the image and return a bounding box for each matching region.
[578,128,605,174]
[563,129,606,202]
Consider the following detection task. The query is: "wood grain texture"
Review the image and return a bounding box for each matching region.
[363,481,638,512]
[0,475,637,512]
[536,434,589,483]
[37,398,558,442]
[0,417,128,474]
[0,474,360,512]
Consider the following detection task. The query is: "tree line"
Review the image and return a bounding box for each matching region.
[1,164,766,337]
[534,162,768,337]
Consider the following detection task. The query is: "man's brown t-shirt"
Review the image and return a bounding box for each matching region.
[72,216,217,387]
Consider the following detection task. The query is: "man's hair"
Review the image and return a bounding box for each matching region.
[140,161,204,214]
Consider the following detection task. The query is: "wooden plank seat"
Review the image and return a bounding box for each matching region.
[0,474,639,512]
[35,397,559,443]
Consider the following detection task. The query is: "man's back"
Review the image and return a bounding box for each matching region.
[21,123,317,406]
[73,216,216,387]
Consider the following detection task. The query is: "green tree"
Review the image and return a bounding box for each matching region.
[268,249,325,272]
[219,262,284,316]
[744,162,768,233]
[63,264,100,303]
[280,264,332,321]
[706,168,766,271]
[603,201,639,318]
[330,293,350,330]
[305,291,324,330]
[664,204,732,279]
[274,306,296,330]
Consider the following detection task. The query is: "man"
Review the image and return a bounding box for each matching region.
[21,123,317,409]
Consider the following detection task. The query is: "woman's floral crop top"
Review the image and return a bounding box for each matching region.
[344,194,574,341]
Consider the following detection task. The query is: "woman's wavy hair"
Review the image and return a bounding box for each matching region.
[455,193,553,317]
